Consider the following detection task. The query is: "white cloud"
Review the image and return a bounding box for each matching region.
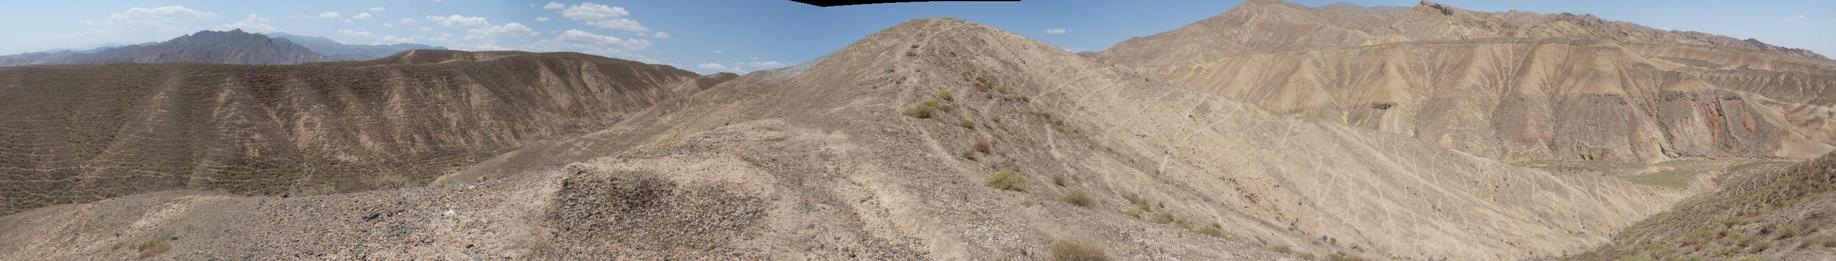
[219,14,279,33]
[528,29,656,60]
[652,31,669,39]
[399,18,417,24]
[544,2,566,10]
[712,49,722,54]
[352,12,373,20]
[317,11,340,19]
[1045,28,1068,35]
[536,16,551,22]
[339,29,373,37]
[560,2,648,32]
[1785,15,1807,22]
[466,22,537,40]
[368,7,386,12]
[427,14,490,27]
[101,5,218,27]
[695,60,786,73]
[696,63,733,71]
[559,29,648,49]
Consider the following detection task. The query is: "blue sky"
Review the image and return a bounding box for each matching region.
[2,1,1831,74]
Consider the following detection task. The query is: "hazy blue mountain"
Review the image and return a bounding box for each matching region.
[268,32,445,61]
[0,29,327,66]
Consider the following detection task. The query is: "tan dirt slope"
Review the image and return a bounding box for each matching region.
[1099,0,1836,163]
[0,50,716,215]
[2,19,1692,260]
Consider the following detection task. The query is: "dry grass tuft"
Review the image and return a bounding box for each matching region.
[902,100,943,118]
[987,170,1025,191]
[1050,240,1110,261]
[970,139,993,154]
[1062,190,1093,207]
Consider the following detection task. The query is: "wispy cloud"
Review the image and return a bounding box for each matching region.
[1045,28,1068,35]
[317,11,340,19]
[558,2,648,32]
[427,14,489,27]
[219,14,279,33]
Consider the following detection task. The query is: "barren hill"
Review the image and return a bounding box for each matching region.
[0,18,1694,260]
[0,30,332,66]
[0,50,711,214]
[1099,0,1836,163]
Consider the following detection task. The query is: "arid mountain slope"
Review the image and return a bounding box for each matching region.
[2,19,1688,260]
[0,50,709,214]
[1099,0,1836,163]
[1576,153,1836,260]
[0,30,331,66]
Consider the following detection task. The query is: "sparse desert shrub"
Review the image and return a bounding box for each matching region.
[970,138,992,154]
[1297,252,1316,260]
[1050,240,1109,261]
[987,170,1025,191]
[1197,223,1229,239]
[1052,176,1067,187]
[1325,252,1365,261]
[136,235,172,258]
[1152,212,1175,224]
[1271,244,1293,255]
[1121,208,1142,219]
[960,120,975,129]
[1780,225,1801,238]
[1122,193,1151,211]
[1062,190,1093,207]
[902,99,943,118]
[939,91,954,102]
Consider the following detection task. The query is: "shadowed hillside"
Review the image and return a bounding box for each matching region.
[0,51,716,214]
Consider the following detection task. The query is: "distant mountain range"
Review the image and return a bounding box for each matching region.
[267,32,443,61]
[0,30,443,67]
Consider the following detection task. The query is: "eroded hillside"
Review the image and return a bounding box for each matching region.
[1577,154,1836,260]
[0,50,713,214]
[0,18,1695,260]
[1099,0,1836,163]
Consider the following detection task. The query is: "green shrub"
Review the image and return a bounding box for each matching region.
[1121,208,1141,219]
[1062,190,1093,207]
[939,91,955,102]
[987,170,1025,191]
[902,99,943,118]
[1050,240,1109,261]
